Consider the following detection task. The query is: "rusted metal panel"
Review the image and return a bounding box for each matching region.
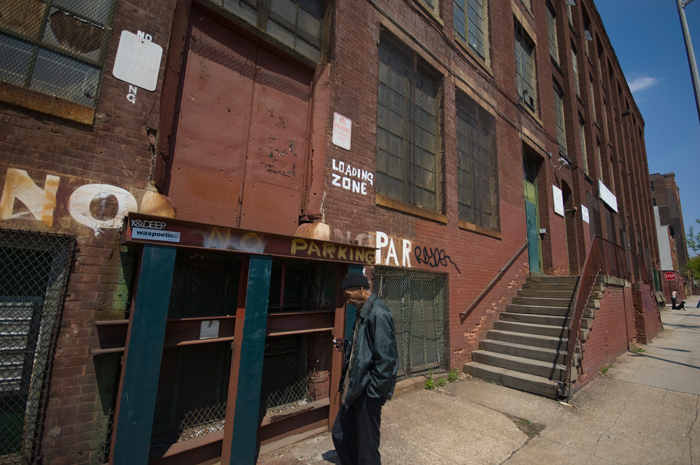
[168,14,256,228]
[167,12,312,235]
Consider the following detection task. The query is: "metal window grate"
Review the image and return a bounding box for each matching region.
[205,0,325,63]
[0,0,117,107]
[0,229,75,465]
[373,268,449,380]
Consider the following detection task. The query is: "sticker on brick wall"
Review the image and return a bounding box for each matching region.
[331,159,373,195]
[581,205,590,224]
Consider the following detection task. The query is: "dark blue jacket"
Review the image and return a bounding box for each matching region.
[339,293,398,406]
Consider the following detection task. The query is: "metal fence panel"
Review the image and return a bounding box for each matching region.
[0,229,75,465]
[373,268,449,379]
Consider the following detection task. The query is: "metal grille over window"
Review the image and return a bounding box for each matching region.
[205,0,325,62]
[0,229,75,465]
[0,0,118,107]
[373,268,449,379]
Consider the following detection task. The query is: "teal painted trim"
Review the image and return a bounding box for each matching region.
[344,264,364,340]
[229,255,272,464]
[113,245,176,465]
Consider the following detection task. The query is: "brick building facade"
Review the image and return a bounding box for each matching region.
[0,0,661,463]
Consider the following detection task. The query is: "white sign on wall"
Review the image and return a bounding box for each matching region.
[581,205,590,224]
[113,30,163,91]
[598,180,618,212]
[332,112,352,150]
[553,185,564,217]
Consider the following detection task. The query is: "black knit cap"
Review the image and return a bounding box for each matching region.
[340,272,369,290]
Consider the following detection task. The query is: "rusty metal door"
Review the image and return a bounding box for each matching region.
[168,11,311,235]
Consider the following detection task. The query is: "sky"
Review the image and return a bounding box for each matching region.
[595,1,700,240]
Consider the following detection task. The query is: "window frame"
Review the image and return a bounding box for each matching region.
[376,33,445,217]
[0,0,119,124]
[553,82,567,156]
[514,19,537,112]
[455,89,500,234]
[453,0,489,64]
[546,3,560,65]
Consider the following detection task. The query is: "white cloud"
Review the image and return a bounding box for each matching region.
[628,75,660,93]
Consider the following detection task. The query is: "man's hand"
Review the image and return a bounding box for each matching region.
[333,338,346,351]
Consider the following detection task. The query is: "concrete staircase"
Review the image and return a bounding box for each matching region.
[465,275,602,399]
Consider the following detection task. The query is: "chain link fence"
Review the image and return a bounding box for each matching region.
[0,229,75,465]
[0,0,118,107]
[373,267,449,380]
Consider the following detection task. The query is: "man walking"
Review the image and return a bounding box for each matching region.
[332,271,398,465]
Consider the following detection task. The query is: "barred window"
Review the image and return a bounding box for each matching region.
[546,3,559,65]
[453,0,486,59]
[554,82,567,155]
[377,34,443,213]
[206,0,326,63]
[515,20,536,111]
[0,0,117,116]
[456,91,498,231]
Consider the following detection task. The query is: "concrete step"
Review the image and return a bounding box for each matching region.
[521,282,578,292]
[501,312,569,327]
[479,339,567,364]
[494,320,569,338]
[472,350,567,381]
[518,289,576,298]
[487,329,568,351]
[527,275,579,285]
[464,361,562,399]
[506,304,571,316]
[511,296,574,308]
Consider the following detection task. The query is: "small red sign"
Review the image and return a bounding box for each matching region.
[664,272,676,281]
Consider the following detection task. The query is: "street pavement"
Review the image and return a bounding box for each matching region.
[257,296,700,465]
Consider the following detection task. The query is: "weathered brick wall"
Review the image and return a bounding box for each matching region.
[633,283,663,344]
[0,0,178,461]
[577,282,636,390]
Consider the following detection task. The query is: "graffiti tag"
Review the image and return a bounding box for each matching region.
[414,246,461,274]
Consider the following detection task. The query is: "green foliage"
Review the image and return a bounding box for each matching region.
[425,377,435,390]
[436,377,447,387]
[687,220,700,255]
[630,343,645,353]
[448,367,459,382]
[686,254,700,281]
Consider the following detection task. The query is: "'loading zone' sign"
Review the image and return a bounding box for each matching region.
[331,159,373,196]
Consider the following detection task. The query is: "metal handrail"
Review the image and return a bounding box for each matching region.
[563,235,630,398]
[460,240,529,318]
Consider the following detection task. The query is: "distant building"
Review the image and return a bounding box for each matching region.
[650,172,691,296]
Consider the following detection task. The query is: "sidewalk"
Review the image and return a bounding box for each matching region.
[257,297,700,465]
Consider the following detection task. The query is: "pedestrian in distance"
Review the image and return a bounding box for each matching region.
[332,271,398,465]
[672,290,678,309]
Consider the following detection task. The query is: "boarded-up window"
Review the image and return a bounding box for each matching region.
[377,33,443,213]
[456,91,498,231]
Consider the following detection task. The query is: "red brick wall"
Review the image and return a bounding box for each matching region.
[577,282,636,390]
[634,284,663,344]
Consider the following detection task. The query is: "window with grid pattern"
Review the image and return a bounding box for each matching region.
[206,0,326,63]
[0,0,117,117]
[456,91,498,231]
[377,34,443,213]
[515,21,536,111]
[571,48,580,97]
[579,117,589,175]
[546,4,559,65]
[554,83,567,155]
[453,0,486,59]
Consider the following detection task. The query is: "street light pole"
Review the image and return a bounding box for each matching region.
[677,0,700,125]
